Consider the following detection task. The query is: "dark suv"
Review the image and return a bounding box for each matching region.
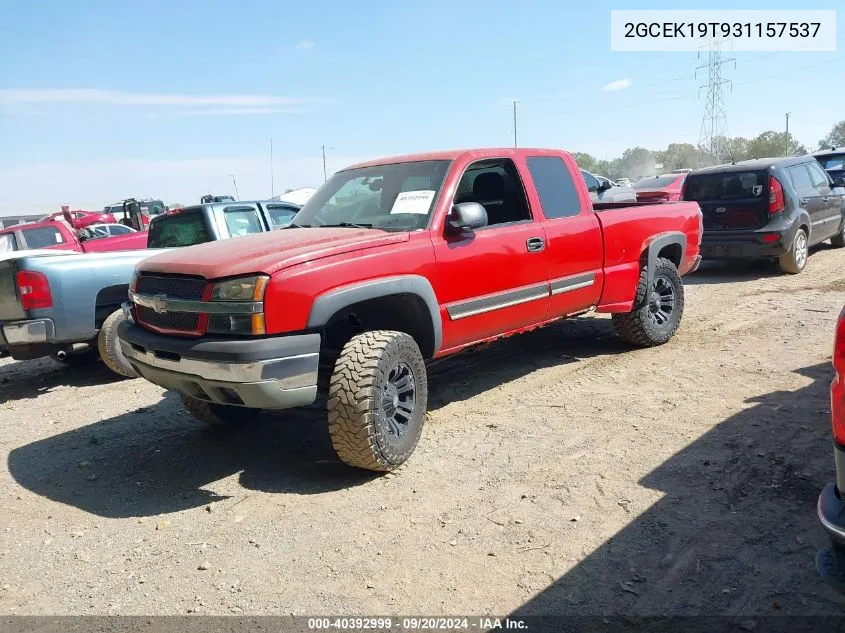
[683,157,845,274]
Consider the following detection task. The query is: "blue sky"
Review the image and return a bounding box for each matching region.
[0,0,842,214]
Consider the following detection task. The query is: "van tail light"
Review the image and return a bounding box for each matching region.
[769,176,785,214]
[16,270,52,310]
[832,307,845,445]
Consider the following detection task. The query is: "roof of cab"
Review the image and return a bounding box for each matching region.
[691,156,813,175]
[343,148,570,170]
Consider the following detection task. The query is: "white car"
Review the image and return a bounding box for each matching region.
[580,170,637,203]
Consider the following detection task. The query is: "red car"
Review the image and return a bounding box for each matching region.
[118,147,703,472]
[0,218,147,254]
[40,208,116,230]
[633,173,688,202]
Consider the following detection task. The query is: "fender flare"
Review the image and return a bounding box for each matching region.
[306,275,443,354]
[645,232,687,292]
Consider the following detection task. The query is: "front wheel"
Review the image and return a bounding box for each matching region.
[327,330,427,472]
[778,227,808,274]
[612,257,685,347]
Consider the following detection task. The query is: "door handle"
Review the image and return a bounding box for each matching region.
[800,199,808,206]
[526,237,545,252]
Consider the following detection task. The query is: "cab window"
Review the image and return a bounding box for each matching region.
[453,158,531,227]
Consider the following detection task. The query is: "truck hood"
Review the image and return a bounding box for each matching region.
[138,228,410,279]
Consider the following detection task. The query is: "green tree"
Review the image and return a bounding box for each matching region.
[819,121,845,149]
[747,130,806,159]
[658,143,701,171]
[571,152,599,173]
[615,147,656,180]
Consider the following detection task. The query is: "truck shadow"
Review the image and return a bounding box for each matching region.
[509,362,845,619]
[0,357,125,404]
[7,316,628,518]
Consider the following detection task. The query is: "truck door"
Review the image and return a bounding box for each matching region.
[431,157,550,350]
[524,155,603,317]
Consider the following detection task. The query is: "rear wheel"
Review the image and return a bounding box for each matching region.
[612,257,684,347]
[327,330,427,472]
[778,228,808,274]
[97,309,138,378]
[179,394,259,427]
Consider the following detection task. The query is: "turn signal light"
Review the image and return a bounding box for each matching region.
[16,270,53,310]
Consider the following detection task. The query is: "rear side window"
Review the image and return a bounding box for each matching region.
[223,206,264,237]
[807,162,833,189]
[684,171,767,201]
[580,170,599,193]
[265,204,300,228]
[787,165,814,191]
[0,233,18,253]
[22,226,65,248]
[818,155,845,171]
[147,211,212,247]
[528,157,582,219]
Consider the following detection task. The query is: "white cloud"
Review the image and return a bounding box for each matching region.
[0,89,310,107]
[294,40,315,50]
[0,154,372,215]
[601,78,632,92]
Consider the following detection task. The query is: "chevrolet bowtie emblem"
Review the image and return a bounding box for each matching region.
[151,293,168,314]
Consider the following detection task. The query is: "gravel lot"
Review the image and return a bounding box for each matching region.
[2,248,845,616]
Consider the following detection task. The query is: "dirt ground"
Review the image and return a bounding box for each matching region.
[2,247,845,617]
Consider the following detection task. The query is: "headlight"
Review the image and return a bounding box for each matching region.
[210,275,268,301]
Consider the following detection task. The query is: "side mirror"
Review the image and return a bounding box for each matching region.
[833,177,845,188]
[448,202,487,231]
[597,180,612,193]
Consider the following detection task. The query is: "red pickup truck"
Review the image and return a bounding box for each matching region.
[118,148,703,471]
[0,218,147,254]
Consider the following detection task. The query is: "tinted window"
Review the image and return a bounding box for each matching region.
[580,170,599,192]
[528,156,582,219]
[147,211,212,247]
[684,171,767,201]
[22,226,65,248]
[265,204,300,228]
[818,155,845,171]
[807,162,832,190]
[108,224,133,235]
[223,207,264,237]
[295,160,451,231]
[454,158,531,227]
[0,233,17,253]
[633,175,679,189]
[787,165,814,191]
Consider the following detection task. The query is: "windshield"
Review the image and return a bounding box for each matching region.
[684,171,767,201]
[633,175,679,189]
[818,154,845,171]
[293,160,452,231]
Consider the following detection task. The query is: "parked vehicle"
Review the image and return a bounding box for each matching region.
[580,169,637,203]
[633,173,687,202]
[615,177,632,187]
[682,157,845,274]
[78,224,138,240]
[118,147,703,472]
[0,218,148,255]
[817,305,845,592]
[0,199,300,375]
[104,198,166,229]
[814,148,845,182]
[146,199,302,248]
[40,208,116,229]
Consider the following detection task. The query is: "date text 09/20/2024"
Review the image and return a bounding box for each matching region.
[307,617,527,630]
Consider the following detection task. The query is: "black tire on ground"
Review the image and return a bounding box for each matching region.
[327,330,427,472]
[778,227,808,274]
[50,347,99,367]
[831,222,845,248]
[179,394,259,427]
[612,257,685,347]
[97,309,138,378]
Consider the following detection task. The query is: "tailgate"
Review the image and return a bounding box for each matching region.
[683,170,769,231]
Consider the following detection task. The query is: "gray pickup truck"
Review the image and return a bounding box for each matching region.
[0,199,301,376]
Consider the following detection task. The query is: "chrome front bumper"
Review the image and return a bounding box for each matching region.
[117,321,320,410]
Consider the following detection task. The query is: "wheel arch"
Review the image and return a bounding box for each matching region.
[643,232,687,296]
[307,275,442,358]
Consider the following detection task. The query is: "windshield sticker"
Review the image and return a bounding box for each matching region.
[390,190,436,215]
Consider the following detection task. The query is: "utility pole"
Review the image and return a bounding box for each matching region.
[785,112,791,156]
[270,138,275,198]
[230,174,240,200]
[512,100,518,148]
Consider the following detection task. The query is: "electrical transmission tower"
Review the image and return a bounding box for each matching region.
[696,39,735,165]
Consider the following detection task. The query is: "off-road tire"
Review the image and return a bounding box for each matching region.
[327,330,427,472]
[97,309,138,378]
[778,227,808,274]
[612,257,684,347]
[179,394,259,427]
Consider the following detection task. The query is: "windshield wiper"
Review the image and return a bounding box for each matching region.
[318,222,374,229]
